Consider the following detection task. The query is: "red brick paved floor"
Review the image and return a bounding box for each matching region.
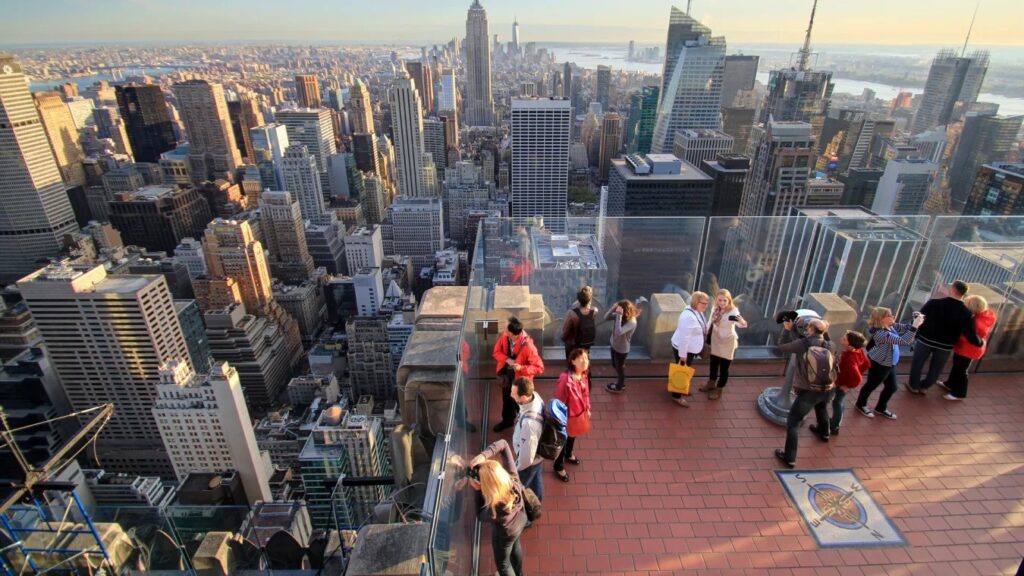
[479,372,1024,575]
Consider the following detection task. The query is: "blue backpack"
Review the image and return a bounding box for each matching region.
[523,399,568,460]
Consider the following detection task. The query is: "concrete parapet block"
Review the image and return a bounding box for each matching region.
[804,293,859,336]
[346,523,430,576]
[646,293,687,361]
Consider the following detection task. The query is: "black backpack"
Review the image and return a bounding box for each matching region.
[522,399,568,460]
[573,308,596,347]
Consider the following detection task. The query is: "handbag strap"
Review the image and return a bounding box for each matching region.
[690,308,707,334]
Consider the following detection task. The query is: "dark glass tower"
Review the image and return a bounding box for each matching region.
[115,84,177,163]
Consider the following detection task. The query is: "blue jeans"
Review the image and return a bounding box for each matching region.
[829,387,849,432]
[518,462,544,502]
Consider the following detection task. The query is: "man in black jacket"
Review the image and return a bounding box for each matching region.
[907,281,984,395]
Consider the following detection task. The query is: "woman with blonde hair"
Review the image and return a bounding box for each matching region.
[669,291,710,407]
[940,295,996,400]
[605,299,640,394]
[699,289,748,400]
[468,439,528,576]
[854,306,924,420]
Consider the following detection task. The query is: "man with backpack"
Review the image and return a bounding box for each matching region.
[511,377,562,503]
[561,286,597,379]
[774,317,838,468]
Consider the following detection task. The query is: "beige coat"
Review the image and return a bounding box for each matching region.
[709,307,742,361]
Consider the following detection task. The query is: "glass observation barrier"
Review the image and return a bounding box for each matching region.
[425,213,1024,575]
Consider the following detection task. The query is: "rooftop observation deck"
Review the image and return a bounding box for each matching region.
[481,368,1024,575]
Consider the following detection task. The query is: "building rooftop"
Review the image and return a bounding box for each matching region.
[116,184,179,201]
[530,229,605,271]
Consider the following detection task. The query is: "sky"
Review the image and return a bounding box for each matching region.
[2,0,1023,47]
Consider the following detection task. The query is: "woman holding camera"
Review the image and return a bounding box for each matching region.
[604,299,639,394]
[468,439,528,576]
[699,289,748,400]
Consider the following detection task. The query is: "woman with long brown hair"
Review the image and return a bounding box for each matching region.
[605,299,640,394]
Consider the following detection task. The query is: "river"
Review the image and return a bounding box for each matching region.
[540,43,1024,117]
[29,67,178,91]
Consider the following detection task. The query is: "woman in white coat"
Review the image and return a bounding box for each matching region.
[669,291,710,407]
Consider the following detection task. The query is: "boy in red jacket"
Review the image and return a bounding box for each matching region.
[819,331,871,437]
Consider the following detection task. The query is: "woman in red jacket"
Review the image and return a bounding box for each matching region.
[553,348,590,483]
[940,295,996,401]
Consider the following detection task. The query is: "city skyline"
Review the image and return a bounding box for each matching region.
[3,0,1024,47]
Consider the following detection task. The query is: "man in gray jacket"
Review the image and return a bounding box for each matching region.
[512,377,545,501]
[774,318,838,468]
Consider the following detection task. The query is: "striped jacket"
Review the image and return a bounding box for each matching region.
[866,324,917,367]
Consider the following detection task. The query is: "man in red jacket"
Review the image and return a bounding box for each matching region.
[492,317,545,432]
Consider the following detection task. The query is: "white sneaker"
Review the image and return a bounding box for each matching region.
[943,394,961,401]
[857,405,874,418]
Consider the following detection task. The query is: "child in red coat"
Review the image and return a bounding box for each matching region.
[824,331,871,436]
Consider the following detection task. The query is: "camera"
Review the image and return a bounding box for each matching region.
[467,466,480,481]
[728,315,740,322]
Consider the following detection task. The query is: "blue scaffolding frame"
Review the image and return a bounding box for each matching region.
[0,490,111,575]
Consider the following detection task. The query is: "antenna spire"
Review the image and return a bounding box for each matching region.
[797,0,818,71]
[962,1,980,57]
[687,0,692,15]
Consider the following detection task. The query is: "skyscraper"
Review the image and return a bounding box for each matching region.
[650,8,726,154]
[511,98,572,232]
[721,55,759,108]
[107,184,213,255]
[0,54,79,284]
[227,95,262,163]
[598,112,624,183]
[381,196,444,269]
[947,112,1023,207]
[250,122,290,189]
[389,71,428,197]
[275,108,337,193]
[173,80,242,185]
[404,61,434,115]
[911,49,990,135]
[422,117,447,183]
[739,121,818,217]
[630,84,660,155]
[282,144,327,221]
[596,65,612,112]
[871,158,937,215]
[259,191,316,283]
[153,360,272,505]
[963,163,1024,216]
[19,263,191,478]
[294,74,322,108]
[115,84,177,164]
[33,91,87,186]
[92,106,133,156]
[563,62,574,108]
[348,79,375,135]
[758,1,833,144]
[465,0,495,126]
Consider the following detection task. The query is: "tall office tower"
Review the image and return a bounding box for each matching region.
[173,80,241,185]
[202,218,277,316]
[673,129,734,167]
[389,72,427,197]
[439,112,460,156]
[275,108,337,193]
[721,55,759,108]
[115,85,176,164]
[348,79,375,135]
[175,299,212,374]
[510,98,572,232]
[203,304,296,409]
[227,96,262,163]
[650,9,726,154]
[465,0,495,126]
[963,163,1024,215]
[0,54,79,284]
[563,62,575,108]
[739,121,817,217]
[346,316,395,401]
[329,412,388,522]
[624,92,642,147]
[250,122,290,189]
[438,69,459,114]
[871,157,937,215]
[0,299,43,362]
[345,225,384,273]
[33,91,87,186]
[175,237,208,279]
[512,18,521,52]
[381,196,444,269]
[363,174,389,225]
[759,1,833,144]
[93,105,136,156]
[300,412,358,530]
[294,74,322,108]
[65,96,95,129]
[421,152,440,196]
[606,154,714,217]
[817,111,897,175]
[405,61,435,115]
[327,152,354,198]
[596,65,612,112]
[18,263,191,478]
[598,112,624,183]
[305,213,347,274]
[722,106,757,155]
[700,153,751,216]
[153,360,272,505]
[911,49,990,135]
[422,117,447,182]
[948,113,1024,207]
[260,191,316,283]
[282,144,327,221]
[629,85,660,155]
[352,133,380,174]
[107,184,213,254]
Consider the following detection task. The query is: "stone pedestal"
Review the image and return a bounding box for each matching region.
[645,293,686,362]
[346,523,429,576]
[804,293,859,338]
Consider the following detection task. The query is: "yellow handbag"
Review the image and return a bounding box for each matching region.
[667,362,695,395]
